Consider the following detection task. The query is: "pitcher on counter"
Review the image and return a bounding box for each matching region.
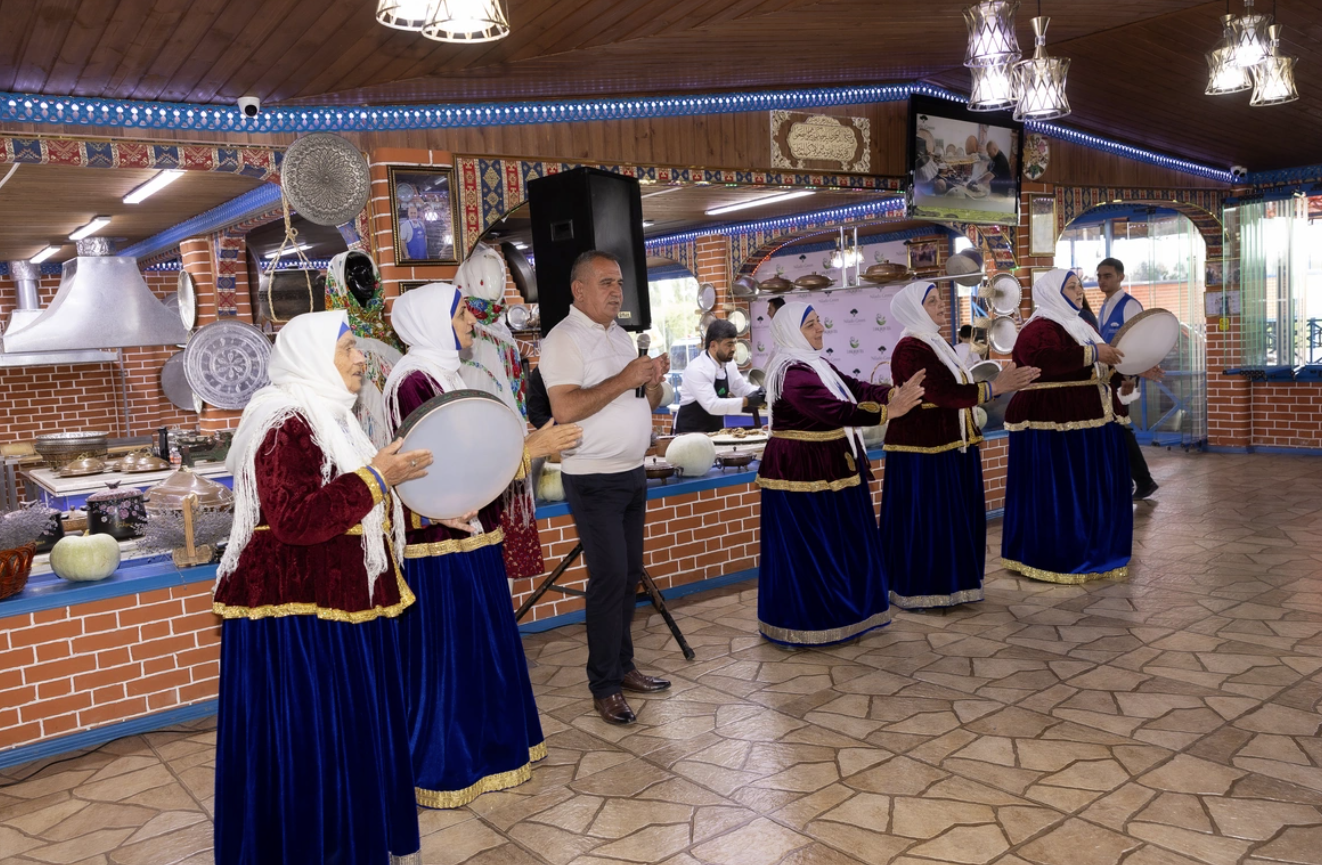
[211,310,430,865]
[755,300,924,647]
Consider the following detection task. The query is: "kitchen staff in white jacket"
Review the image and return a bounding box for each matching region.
[674,319,765,434]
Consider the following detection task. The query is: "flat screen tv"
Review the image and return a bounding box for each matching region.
[907,94,1023,226]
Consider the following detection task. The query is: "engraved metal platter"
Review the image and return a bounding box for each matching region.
[161,351,203,413]
[728,308,750,336]
[395,389,525,520]
[281,133,371,227]
[183,320,272,410]
[988,315,1019,354]
[697,283,716,311]
[177,270,197,330]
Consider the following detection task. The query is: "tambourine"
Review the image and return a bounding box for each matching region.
[1110,309,1179,376]
[394,389,526,520]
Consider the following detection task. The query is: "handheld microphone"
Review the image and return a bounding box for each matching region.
[635,333,651,398]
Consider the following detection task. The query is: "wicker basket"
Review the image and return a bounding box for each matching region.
[0,543,36,602]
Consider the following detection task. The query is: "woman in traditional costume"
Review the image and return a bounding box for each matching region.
[1001,269,1132,583]
[756,301,924,646]
[326,250,404,449]
[213,310,431,865]
[881,282,1039,609]
[383,283,580,808]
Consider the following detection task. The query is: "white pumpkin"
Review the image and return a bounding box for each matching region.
[50,534,121,582]
[667,433,717,477]
[536,462,565,502]
[973,406,988,429]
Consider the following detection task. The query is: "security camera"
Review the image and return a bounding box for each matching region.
[1230,165,1248,181]
[237,96,261,118]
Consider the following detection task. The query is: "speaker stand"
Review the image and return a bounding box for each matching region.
[515,542,696,661]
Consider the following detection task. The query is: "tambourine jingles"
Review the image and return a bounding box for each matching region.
[1110,308,1180,376]
[393,389,526,520]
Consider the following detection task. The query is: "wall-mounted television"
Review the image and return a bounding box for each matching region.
[907,94,1023,226]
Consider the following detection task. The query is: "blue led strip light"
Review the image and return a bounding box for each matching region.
[0,82,1228,180]
[646,197,906,248]
[118,183,283,261]
[0,262,63,277]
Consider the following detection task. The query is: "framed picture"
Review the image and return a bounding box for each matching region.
[397,280,430,294]
[1028,267,1055,310]
[908,94,1023,226]
[389,166,458,266]
[908,240,939,270]
[1028,195,1057,257]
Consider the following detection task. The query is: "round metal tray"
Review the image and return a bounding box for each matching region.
[183,320,272,410]
[281,133,371,227]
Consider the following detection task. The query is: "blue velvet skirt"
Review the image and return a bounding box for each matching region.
[1002,425,1133,583]
[758,473,891,646]
[397,542,545,809]
[214,615,420,865]
[880,447,987,609]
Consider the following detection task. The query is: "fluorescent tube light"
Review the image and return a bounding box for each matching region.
[124,170,185,204]
[29,245,61,264]
[69,216,112,241]
[705,190,815,216]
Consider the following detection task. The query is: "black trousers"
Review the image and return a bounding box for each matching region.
[562,467,647,698]
[1123,424,1154,488]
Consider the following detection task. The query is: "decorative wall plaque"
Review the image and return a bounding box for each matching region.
[771,111,871,173]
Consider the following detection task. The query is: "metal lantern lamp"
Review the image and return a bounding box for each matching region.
[423,0,511,42]
[964,1,1022,67]
[376,0,437,30]
[1250,24,1300,106]
[969,62,1019,111]
[1013,16,1071,121]
[1228,0,1273,67]
[1206,14,1253,95]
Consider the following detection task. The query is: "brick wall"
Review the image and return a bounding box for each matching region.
[0,436,1009,754]
[1248,383,1322,449]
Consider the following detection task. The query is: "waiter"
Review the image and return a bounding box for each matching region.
[1096,257,1158,500]
[674,319,765,433]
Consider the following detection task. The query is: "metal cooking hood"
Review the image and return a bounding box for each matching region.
[0,260,116,367]
[3,239,188,353]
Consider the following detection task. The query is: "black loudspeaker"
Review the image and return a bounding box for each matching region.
[527,167,650,335]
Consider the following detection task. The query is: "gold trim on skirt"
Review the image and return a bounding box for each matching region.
[404,527,505,559]
[758,609,892,645]
[889,588,985,609]
[414,742,547,809]
[1000,557,1129,585]
[755,474,861,493]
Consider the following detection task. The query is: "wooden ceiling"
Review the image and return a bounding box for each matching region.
[2,0,1320,169]
[0,164,265,263]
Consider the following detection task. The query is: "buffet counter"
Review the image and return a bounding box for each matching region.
[0,433,1010,765]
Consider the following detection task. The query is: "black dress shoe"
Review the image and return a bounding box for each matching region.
[593,693,636,725]
[621,669,671,693]
[1133,481,1160,501]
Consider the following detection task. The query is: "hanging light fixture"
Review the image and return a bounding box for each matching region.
[1250,23,1300,105]
[376,0,438,30]
[963,1,1021,67]
[1228,0,1272,67]
[1206,13,1252,94]
[422,0,511,42]
[1013,12,1071,121]
[968,61,1019,111]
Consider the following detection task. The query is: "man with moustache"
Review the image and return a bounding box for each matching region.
[674,318,765,434]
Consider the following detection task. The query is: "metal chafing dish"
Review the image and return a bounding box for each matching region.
[144,467,234,514]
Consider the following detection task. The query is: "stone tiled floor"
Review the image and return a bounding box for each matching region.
[5,449,1322,865]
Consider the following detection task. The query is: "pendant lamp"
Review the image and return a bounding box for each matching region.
[964,1,1022,67]
[422,0,511,42]
[1206,13,1252,94]
[376,0,437,30]
[969,62,1019,111]
[1228,0,1272,67]
[1250,24,1300,105]
[1014,16,1071,121]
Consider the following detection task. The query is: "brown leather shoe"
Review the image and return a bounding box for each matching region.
[593,693,636,725]
[621,669,671,693]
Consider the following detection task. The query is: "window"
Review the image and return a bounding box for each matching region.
[644,265,702,407]
[1235,198,1322,368]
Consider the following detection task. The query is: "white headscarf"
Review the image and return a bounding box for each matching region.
[1028,268,1102,348]
[383,283,466,428]
[455,243,522,416]
[892,281,974,450]
[324,251,402,450]
[219,310,405,596]
[764,300,860,456]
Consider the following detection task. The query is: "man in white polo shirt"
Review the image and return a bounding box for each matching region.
[540,250,672,725]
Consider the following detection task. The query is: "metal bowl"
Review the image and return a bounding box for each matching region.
[58,457,107,477]
[862,261,911,283]
[34,431,109,469]
[644,460,676,481]
[716,451,755,470]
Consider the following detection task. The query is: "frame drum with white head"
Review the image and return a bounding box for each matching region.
[1110,309,1179,376]
[394,389,526,520]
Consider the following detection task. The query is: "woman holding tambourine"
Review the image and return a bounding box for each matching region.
[382,283,580,809]
[1000,269,1132,585]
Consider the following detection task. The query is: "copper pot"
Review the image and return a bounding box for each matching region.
[861,261,911,284]
[794,273,833,290]
[716,451,755,471]
[644,460,676,481]
[758,275,794,293]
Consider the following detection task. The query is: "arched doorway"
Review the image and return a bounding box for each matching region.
[1055,204,1211,449]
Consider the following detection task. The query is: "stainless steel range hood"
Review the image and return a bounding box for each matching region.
[3,239,188,353]
[0,260,117,367]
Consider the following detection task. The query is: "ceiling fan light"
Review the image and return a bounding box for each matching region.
[963,0,1022,67]
[1228,1,1273,67]
[1013,17,1070,121]
[376,0,438,30]
[968,62,1018,111]
[1250,25,1300,106]
[422,0,511,42]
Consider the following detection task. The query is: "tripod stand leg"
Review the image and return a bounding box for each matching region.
[515,542,583,622]
[639,568,696,660]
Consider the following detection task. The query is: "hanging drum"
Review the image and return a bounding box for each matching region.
[281,133,371,227]
[183,320,273,410]
[394,390,526,520]
[988,316,1019,354]
[254,269,327,326]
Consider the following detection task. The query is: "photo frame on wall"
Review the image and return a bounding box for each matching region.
[1028,195,1058,257]
[1028,267,1055,310]
[397,280,430,294]
[908,240,939,270]
[389,166,458,266]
